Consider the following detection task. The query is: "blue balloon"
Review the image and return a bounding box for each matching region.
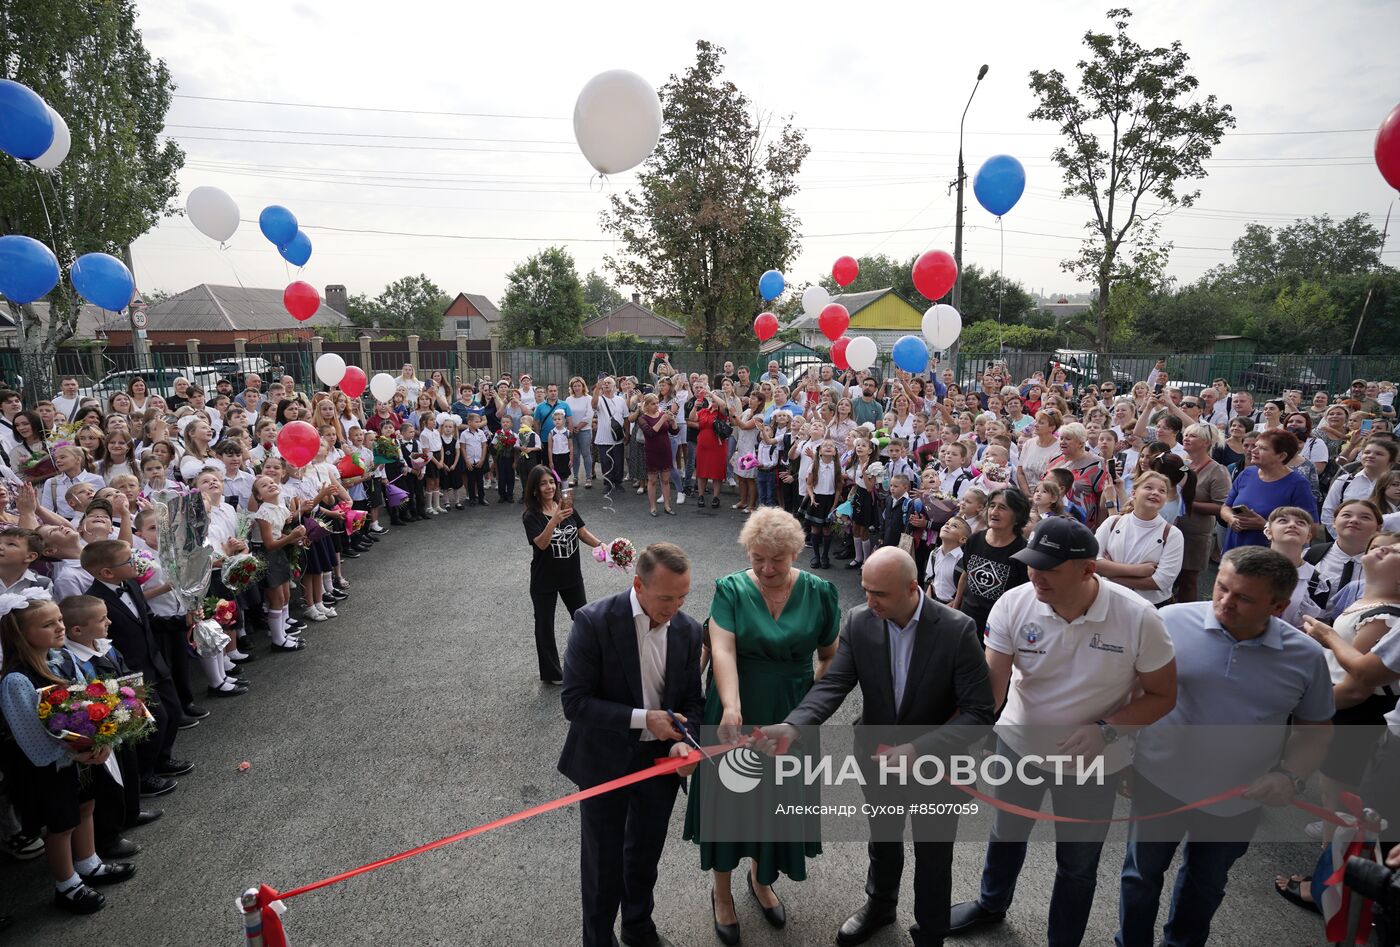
[891,334,929,374]
[973,154,1027,217]
[70,252,135,312]
[0,235,60,304]
[0,80,54,161]
[758,269,785,302]
[259,205,299,247]
[279,230,312,267]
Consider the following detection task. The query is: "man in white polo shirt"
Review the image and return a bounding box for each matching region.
[949,518,1177,947]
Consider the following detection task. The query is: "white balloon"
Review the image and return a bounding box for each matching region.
[185,186,240,243]
[315,352,347,387]
[801,285,830,317]
[28,106,70,171]
[846,336,878,372]
[369,372,397,404]
[922,304,962,350]
[572,69,662,175]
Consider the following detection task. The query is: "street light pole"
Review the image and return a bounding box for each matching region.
[948,63,988,377]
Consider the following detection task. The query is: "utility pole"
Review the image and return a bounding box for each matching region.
[119,244,150,372]
[948,64,988,380]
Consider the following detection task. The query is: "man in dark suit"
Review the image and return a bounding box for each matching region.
[81,540,193,796]
[558,542,704,947]
[765,546,995,947]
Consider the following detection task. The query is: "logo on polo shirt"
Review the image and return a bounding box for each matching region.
[1089,633,1124,654]
[1023,624,1041,645]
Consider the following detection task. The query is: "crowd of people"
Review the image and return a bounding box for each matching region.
[2,353,1399,944]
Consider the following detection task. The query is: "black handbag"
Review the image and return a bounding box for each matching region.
[713,416,733,440]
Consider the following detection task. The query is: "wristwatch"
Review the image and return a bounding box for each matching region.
[1270,765,1307,796]
[1094,719,1119,745]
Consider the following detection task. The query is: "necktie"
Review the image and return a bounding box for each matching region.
[1338,557,1356,593]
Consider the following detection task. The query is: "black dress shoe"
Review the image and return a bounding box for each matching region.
[132,809,163,827]
[98,837,141,859]
[208,683,249,698]
[748,871,786,928]
[155,758,194,778]
[53,883,104,914]
[176,716,200,731]
[620,928,674,947]
[182,704,210,720]
[230,651,255,664]
[78,861,136,886]
[139,776,176,797]
[837,899,898,946]
[340,549,361,559]
[710,889,740,946]
[947,900,1005,934]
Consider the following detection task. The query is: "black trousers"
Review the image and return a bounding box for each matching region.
[598,442,624,487]
[863,785,961,947]
[465,465,486,502]
[528,582,587,681]
[497,458,516,500]
[579,742,681,947]
[93,745,141,846]
[136,675,180,771]
[155,616,194,711]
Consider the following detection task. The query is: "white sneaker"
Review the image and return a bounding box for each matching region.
[304,606,329,622]
[1303,820,1325,841]
[677,493,685,505]
[320,605,338,618]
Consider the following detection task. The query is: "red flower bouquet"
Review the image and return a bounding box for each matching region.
[203,597,238,628]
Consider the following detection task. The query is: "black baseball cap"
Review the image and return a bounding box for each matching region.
[1013,517,1099,570]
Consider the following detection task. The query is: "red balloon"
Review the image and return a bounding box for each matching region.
[1377,102,1400,192]
[832,255,859,288]
[283,280,320,321]
[276,420,321,468]
[818,303,850,342]
[339,365,367,398]
[912,250,958,301]
[830,336,851,371]
[754,311,779,342]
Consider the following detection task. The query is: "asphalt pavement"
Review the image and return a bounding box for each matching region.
[1,484,1331,946]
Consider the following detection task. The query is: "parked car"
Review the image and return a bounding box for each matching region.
[1045,350,1134,389]
[78,367,223,405]
[1237,362,1329,397]
[207,357,286,392]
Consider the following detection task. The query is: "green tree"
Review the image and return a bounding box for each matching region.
[601,40,810,351]
[1246,281,1347,355]
[1029,7,1234,369]
[1130,281,1247,352]
[500,246,586,347]
[346,275,449,337]
[581,269,625,321]
[958,321,1063,353]
[956,264,1038,326]
[1217,215,1385,289]
[0,0,183,397]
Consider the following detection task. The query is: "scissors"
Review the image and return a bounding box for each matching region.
[666,709,717,769]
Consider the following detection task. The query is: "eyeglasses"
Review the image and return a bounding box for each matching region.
[1182,401,1200,408]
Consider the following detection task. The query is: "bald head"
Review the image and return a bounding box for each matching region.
[860,547,922,625]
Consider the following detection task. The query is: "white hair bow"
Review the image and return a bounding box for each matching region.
[0,587,53,620]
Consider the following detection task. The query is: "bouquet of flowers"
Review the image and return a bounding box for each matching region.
[494,429,518,456]
[286,543,305,581]
[38,677,155,751]
[335,453,367,480]
[976,463,1012,491]
[373,436,400,465]
[202,596,238,628]
[19,441,70,482]
[735,452,758,472]
[131,548,158,585]
[330,501,367,534]
[592,537,637,571]
[220,553,265,595]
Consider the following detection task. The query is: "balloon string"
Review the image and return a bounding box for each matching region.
[29,170,62,263]
[997,216,1005,354]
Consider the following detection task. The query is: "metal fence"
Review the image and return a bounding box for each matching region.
[9,344,1400,402]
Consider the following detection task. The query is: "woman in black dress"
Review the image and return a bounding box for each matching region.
[522,466,602,683]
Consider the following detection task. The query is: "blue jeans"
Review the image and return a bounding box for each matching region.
[571,429,593,482]
[976,739,1119,947]
[757,469,776,506]
[1117,776,1258,947]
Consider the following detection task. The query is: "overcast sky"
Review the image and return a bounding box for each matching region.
[128,0,1400,309]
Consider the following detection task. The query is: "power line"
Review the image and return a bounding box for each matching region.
[171,93,1372,138]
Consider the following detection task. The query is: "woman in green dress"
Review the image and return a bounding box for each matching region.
[684,507,840,943]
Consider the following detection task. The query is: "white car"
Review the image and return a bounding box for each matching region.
[79,367,223,405]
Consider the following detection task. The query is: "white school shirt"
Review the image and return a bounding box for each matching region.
[1094,513,1185,606]
[550,427,571,456]
[1281,560,1324,630]
[51,559,96,601]
[223,468,255,509]
[1321,470,1378,535]
[795,441,816,487]
[418,428,443,455]
[809,459,838,496]
[458,428,489,464]
[925,545,964,602]
[43,471,105,519]
[985,577,1176,775]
